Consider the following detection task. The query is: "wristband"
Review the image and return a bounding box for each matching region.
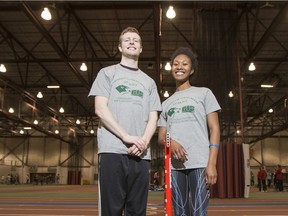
[209,143,220,150]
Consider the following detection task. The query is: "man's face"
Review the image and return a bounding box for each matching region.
[118,32,142,59]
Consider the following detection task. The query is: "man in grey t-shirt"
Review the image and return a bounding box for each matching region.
[88,27,161,216]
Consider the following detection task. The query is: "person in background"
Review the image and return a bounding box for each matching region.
[56,174,60,184]
[259,166,267,192]
[267,171,272,188]
[153,170,160,191]
[273,168,277,191]
[250,171,254,187]
[89,27,161,216]
[26,174,30,184]
[275,164,283,192]
[158,47,221,216]
[1,175,5,184]
[257,167,262,192]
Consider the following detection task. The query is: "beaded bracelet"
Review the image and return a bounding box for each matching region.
[209,143,220,150]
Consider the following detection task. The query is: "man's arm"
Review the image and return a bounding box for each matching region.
[158,126,166,146]
[95,96,145,150]
[142,111,159,145]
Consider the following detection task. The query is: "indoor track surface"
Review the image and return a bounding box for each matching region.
[0,185,287,215]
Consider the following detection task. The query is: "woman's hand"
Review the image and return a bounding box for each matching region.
[205,163,217,185]
[171,139,187,162]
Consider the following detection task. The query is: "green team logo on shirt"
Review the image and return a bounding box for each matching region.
[116,85,129,93]
[167,105,194,117]
[116,85,143,98]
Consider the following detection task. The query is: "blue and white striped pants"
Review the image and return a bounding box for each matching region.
[172,168,210,216]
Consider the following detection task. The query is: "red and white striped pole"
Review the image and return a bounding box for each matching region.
[164,132,172,216]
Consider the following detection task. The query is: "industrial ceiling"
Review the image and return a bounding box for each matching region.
[0,1,287,145]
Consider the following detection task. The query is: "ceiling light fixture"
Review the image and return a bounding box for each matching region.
[47,85,60,89]
[19,130,24,134]
[163,90,169,98]
[261,84,274,88]
[228,91,234,98]
[0,64,7,72]
[248,62,256,71]
[164,62,171,71]
[24,127,32,130]
[268,108,273,113]
[8,107,14,113]
[37,91,43,98]
[90,129,94,134]
[41,7,52,20]
[55,129,59,134]
[59,107,65,113]
[33,120,38,125]
[166,6,176,19]
[76,119,80,124]
[80,63,87,71]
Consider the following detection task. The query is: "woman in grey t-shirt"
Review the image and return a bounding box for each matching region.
[158,47,221,216]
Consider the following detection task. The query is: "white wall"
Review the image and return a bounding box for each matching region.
[250,136,288,168]
[0,136,98,184]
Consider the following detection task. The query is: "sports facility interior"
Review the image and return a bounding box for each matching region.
[0,1,287,215]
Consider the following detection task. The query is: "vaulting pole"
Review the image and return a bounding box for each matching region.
[164,132,172,216]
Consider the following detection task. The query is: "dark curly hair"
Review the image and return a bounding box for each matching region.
[170,47,198,72]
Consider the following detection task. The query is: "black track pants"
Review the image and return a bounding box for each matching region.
[98,153,150,216]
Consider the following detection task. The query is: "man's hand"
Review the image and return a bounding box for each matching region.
[127,145,142,156]
[123,135,146,152]
[127,137,149,157]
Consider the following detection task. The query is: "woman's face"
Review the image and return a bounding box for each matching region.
[171,54,194,83]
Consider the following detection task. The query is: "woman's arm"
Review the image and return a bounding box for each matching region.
[206,111,220,185]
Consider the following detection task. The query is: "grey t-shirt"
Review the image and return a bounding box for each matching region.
[158,86,221,169]
[89,64,162,160]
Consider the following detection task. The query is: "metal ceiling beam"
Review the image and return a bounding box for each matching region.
[249,6,288,54]
[59,141,93,166]
[1,57,166,63]
[244,3,288,67]
[0,2,265,12]
[0,74,90,139]
[4,56,288,64]
[153,3,161,90]
[247,122,288,144]
[248,5,288,85]
[65,3,109,63]
[0,110,73,144]
[239,4,288,141]
[245,95,288,125]
[0,141,26,165]
[168,21,199,57]
[239,94,288,144]
[0,22,91,116]
[21,2,90,90]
